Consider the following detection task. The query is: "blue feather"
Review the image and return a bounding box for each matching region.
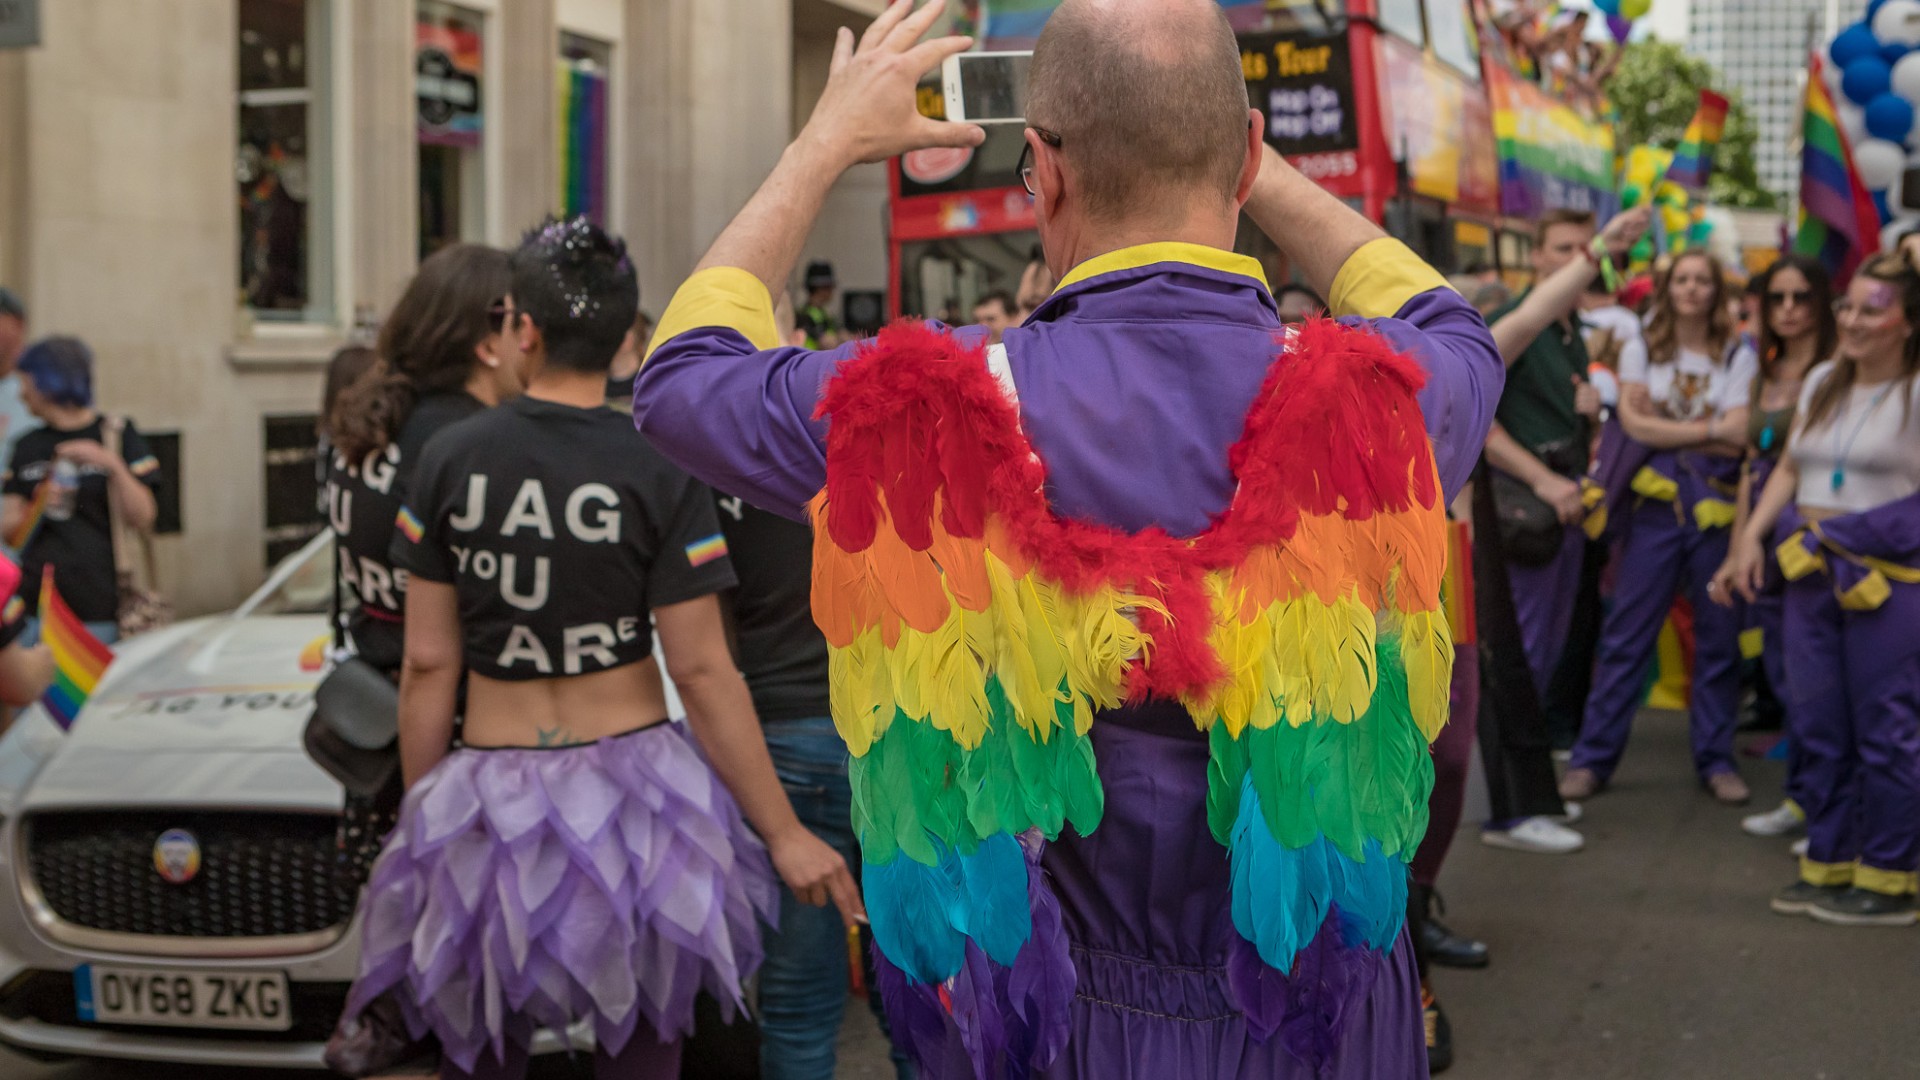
[866,832,1033,983]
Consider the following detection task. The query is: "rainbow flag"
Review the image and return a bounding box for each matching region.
[4,481,49,551]
[38,568,112,730]
[1795,51,1884,286]
[1664,90,1729,192]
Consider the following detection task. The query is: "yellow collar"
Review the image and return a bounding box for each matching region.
[1054,241,1270,293]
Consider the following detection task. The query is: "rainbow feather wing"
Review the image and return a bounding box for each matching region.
[812,319,1451,1076]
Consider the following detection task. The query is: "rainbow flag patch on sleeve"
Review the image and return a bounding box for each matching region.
[395,507,425,544]
[685,533,728,567]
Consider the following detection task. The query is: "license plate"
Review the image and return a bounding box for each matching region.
[74,964,291,1032]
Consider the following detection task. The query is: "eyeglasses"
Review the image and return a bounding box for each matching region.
[1016,126,1063,197]
[487,299,514,334]
[1766,289,1813,308]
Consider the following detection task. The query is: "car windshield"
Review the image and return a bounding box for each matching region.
[245,533,335,617]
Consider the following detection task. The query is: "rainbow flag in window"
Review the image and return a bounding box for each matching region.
[1665,90,1730,193]
[38,568,112,730]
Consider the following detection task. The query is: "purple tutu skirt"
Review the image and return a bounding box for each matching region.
[341,723,779,1073]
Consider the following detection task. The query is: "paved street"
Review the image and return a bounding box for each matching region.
[5,710,1915,1079]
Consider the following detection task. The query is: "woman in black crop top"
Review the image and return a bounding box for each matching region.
[1714,255,1836,843]
[324,244,521,676]
[334,221,858,1080]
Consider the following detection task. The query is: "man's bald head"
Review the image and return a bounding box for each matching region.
[1026,0,1250,223]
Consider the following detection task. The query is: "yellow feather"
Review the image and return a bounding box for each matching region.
[829,629,891,756]
[1398,608,1455,743]
[920,609,991,749]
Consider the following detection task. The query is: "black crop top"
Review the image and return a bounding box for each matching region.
[390,397,737,680]
[327,393,484,674]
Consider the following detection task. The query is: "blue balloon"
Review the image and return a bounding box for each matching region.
[1885,42,1911,64]
[1833,22,1882,67]
[1875,191,1894,223]
[1594,0,1621,14]
[1844,56,1895,105]
[1867,92,1917,142]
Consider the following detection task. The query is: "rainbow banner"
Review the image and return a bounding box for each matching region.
[4,481,48,552]
[38,568,112,730]
[1794,51,1883,286]
[555,60,609,224]
[1664,90,1729,192]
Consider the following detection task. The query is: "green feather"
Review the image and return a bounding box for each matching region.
[1207,721,1249,845]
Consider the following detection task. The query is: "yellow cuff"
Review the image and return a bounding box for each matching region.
[1839,569,1892,612]
[1738,626,1764,661]
[1693,498,1738,531]
[1630,466,1677,503]
[1800,857,1855,887]
[1775,531,1824,582]
[1581,480,1608,540]
[644,266,782,365]
[1328,238,1452,320]
[1854,864,1920,896]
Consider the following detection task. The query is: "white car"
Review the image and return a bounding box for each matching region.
[0,534,629,1069]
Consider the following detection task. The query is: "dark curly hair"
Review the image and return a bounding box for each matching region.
[329,244,511,463]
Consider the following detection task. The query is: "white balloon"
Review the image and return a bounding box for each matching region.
[1875,0,1920,47]
[1896,52,1920,104]
[1857,138,1908,189]
[1839,102,1870,146]
[1882,216,1920,250]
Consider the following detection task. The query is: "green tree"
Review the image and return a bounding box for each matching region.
[1609,39,1778,210]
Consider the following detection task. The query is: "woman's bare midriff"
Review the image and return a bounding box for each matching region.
[462,659,673,749]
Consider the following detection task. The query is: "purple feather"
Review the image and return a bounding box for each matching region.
[1227,933,1289,1043]
[1275,906,1384,1074]
[872,945,951,1072]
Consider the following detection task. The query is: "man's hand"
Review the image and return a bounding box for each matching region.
[54,439,118,472]
[796,0,984,170]
[1600,206,1653,257]
[1573,375,1601,419]
[1534,472,1585,525]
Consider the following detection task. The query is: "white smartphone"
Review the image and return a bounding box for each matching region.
[941,51,1033,125]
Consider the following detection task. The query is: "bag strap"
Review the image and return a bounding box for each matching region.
[100,416,160,592]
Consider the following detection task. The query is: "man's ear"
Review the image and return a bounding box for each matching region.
[1234,107,1263,207]
[1031,128,1067,226]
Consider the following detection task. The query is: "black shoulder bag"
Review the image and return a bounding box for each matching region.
[302,540,402,799]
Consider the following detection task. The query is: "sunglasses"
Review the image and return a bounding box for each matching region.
[1766,289,1813,307]
[487,299,514,333]
[1016,126,1064,197]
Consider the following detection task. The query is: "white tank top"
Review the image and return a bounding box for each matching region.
[1790,362,1920,514]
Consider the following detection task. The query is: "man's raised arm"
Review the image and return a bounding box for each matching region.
[1244,144,1503,498]
[633,0,982,520]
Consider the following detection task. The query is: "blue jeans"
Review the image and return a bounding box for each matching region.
[758,717,913,1080]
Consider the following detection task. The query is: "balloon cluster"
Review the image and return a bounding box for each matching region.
[1594,0,1653,45]
[1832,0,1920,235]
[1620,145,1696,267]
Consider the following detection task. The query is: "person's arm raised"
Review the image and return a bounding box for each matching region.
[690,0,982,295]
[1243,144,1384,300]
[1489,208,1649,365]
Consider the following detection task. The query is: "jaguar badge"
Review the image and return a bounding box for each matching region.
[153,829,201,885]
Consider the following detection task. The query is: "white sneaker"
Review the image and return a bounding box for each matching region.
[1790,837,1810,858]
[1741,800,1805,838]
[1481,816,1586,854]
[1555,801,1584,824]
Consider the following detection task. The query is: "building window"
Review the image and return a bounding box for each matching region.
[237,0,334,323]
[557,33,612,224]
[145,432,183,536]
[1377,0,1425,45]
[1427,0,1478,79]
[417,0,486,258]
[263,415,323,566]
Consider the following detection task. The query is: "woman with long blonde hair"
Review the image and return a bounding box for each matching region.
[1561,250,1759,806]
[1715,253,1920,925]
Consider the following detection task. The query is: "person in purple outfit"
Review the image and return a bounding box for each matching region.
[632,1,1503,1075]
[1719,252,1920,927]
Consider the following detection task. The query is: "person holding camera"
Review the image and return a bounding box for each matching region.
[632,2,1502,1075]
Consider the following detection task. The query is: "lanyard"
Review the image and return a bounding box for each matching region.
[1829,382,1897,492]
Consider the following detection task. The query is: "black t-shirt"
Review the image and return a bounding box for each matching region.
[714,492,829,722]
[605,373,637,415]
[325,393,484,674]
[3,418,163,623]
[391,396,737,681]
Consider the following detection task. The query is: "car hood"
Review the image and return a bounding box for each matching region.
[8,613,342,813]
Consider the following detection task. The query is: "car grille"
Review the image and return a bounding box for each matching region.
[24,810,357,939]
